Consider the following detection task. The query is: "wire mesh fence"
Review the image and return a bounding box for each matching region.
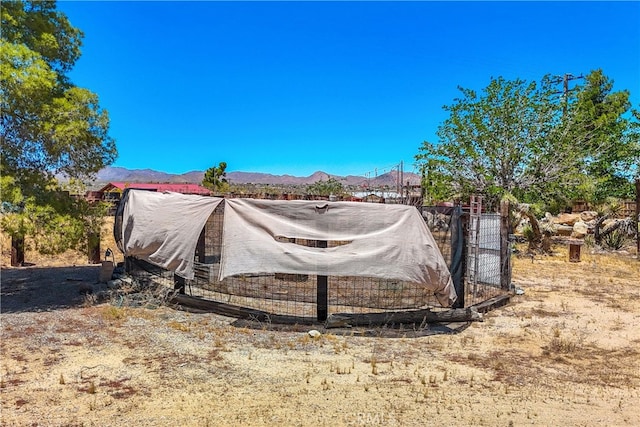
[180,203,443,318]
[124,201,511,323]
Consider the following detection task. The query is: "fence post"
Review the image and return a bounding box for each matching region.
[317,240,328,322]
[500,200,511,290]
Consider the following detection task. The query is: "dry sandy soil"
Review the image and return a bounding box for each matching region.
[1,233,639,426]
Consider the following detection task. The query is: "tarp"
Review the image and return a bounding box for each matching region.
[115,191,457,306]
[116,190,223,279]
[220,199,456,306]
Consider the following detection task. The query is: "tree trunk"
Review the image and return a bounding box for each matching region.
[11,235,25,266]
[517,205,550,253]
[594,213,610,245]
[87,231,101,264]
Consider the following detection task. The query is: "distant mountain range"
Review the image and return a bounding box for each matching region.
[93,166,421,188]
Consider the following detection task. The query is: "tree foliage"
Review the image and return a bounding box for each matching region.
[1,1,116,255]
[572,71,639,201]
[416,70,639,212]
[306,177,345,196]
[1,2,116,182]
[202,162,229,193]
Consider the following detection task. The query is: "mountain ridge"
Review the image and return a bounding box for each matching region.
[94,166,421,188]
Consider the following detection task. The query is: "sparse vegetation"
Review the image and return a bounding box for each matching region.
[602,228,629,250]
[0,243,638,426]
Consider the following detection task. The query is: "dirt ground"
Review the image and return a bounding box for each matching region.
[1,229,639,426]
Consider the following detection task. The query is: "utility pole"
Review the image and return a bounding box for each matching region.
[396,164,400,200]
[553,73,584,115]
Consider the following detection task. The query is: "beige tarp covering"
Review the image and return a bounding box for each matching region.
[117,190,223,279]
[117,191,456,306]
[221,199,456,306]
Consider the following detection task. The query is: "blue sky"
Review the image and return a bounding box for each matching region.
[58,1,640,177]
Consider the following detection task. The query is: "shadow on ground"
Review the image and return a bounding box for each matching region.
[229,317,471,338]
[1,265,101,313]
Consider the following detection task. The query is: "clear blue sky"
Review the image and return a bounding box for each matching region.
[58,1,640,177]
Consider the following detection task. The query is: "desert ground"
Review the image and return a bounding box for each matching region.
[1,224,639,426]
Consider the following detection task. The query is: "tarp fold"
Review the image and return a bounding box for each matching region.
[220,199,456,306]
[116,190,223,279]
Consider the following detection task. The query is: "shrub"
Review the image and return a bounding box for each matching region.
[521,224,535,243]
[602,229,628,251]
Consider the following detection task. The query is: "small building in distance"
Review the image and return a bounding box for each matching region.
[86,182,212,205]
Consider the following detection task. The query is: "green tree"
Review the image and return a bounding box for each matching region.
[306,177,344,197]
[1,1,116,256]
[569,70,639,201]
[416,71,639,212]
[202,162,229,193]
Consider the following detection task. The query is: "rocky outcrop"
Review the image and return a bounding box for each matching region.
[580,211,598,222]
[517,210,634,241]
[553,213,581,226]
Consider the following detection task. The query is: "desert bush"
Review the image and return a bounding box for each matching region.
[583,234,595,248]
[521,224,535,243]
[602,229,628,250]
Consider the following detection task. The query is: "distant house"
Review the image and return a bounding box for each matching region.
[86,182,212,205]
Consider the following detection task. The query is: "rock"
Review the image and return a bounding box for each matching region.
[572,221,589,238]
[308,330,322,338]
[555,224,574,236]
[580,211,598,222]
[554,213,581,226]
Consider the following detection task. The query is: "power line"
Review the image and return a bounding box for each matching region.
[552,73,584,114]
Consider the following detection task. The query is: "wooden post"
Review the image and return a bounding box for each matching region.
[569,241,583,262]
[317,240,328,322]
[11,235,25,267]
[500,200,511,290]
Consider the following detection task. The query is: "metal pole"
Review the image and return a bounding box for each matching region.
[317,240,328,321]
[500,200,511,290]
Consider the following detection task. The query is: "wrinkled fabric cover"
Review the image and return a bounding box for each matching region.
[117,190,223,279]
[221,199,457,306]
